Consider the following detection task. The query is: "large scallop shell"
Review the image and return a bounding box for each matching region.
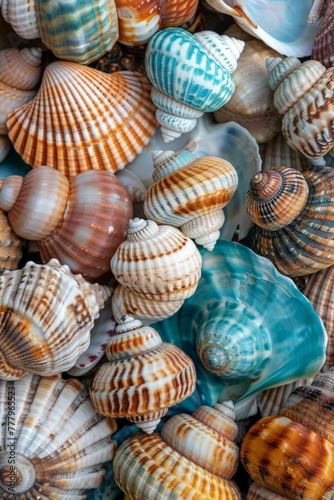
[0,373,118,498]
[7,62,157,177]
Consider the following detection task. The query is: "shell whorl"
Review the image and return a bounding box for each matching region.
[194,31,245,74]
[0,47,43,90]
[246,167,309,230]
[0,0,39,39]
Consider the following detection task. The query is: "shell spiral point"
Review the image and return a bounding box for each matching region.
[145,27,244,142]
[90,315,196,432]
[0,373,118,498]
[241,369,334,499]
[144,149,238,251]
[113,401,241,499]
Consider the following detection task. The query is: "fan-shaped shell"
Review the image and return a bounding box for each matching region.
[0,373,117,498]
[308,0,334,68]
[7,62,157,177]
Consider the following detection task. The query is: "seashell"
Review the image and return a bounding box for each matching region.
[156,239,327,404]
[260,132,312,171]
[0,0,118,64]
[90,314,197,433]
[0,373,118,497]
[214,24,282,144]
[7,62,157,177]
[266,55,334,162]
[246,165,334,276]
[115,169,147,205]
[115,0,199,46]
[113,400,242,499]
[145,27,245,142]
[0,208,23,272]
[0,136,11,163]
[0,166,133,279]
[91,41,147,75]
[143,149,238,251]
[110,217,202,324]
[0,258,111,380]
[203,0,321,58]
[241,368,334,499]
[308,0,334,68]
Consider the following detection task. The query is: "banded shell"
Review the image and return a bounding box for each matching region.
[308,0,334,68]
[145,27,244,142]
[0,258,111,380]
[90,315,196,433]
[0,209,23,272]
[0,373,117,498]
[110,218,202,324]
[143,149,238,251]
[113,401,241,499]
[241,369,334,499]
[7,62,157,177]
[0,0,118,64]
[0,166,133,279]
[266,55,334,162]
[246,165,334,276]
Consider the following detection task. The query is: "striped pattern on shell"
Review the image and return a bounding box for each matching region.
[0,209,23,272]
[0,373,117,498]
[7,63,157,177]
[309,0,334,68]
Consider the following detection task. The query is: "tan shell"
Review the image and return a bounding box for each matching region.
[247,483,287,499]
[0,135,11,162]
[7,62,157,177]
[0,208,23,272]
[259,132,312,171]
[308,0,334,68]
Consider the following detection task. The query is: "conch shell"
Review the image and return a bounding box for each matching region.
[113,401,241,499]
[143,149,238,251]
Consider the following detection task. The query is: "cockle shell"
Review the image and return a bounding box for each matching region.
[110,218,202,324]
[0,0,118,64]
[90,315,196,433]
[115,0,199,45]
[0,208,23,272]
[143,149,238,251]
[246,165,334,276]
[7,62,157,177]
[241,369,334,499]
[0,166,133,279]
[0,258,111,380]
[0,373,117,498]
[266,55,334,162]
[308,0,334,68]
[113,401,241,499]
[145,27,244,142]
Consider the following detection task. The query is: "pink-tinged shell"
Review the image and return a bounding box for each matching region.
[0,208,24,272]
[308,0,334,68]
[0,47,43,90]
[7,62,157,177]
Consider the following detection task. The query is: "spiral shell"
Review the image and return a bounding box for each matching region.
[113,401,241,499]
[0,258,111,380]
[0,209,23,272]
[246,165,334,276]
[7,62,157,177]
[0,373,117,498]
[144,149,238,250]
[308,0,334,68]
[90,315,196,433]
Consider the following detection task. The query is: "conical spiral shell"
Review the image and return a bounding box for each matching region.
[0,0,39,39]
[113,401,241,499]
[7,62,157,177]
[0,47,42,91]
[0,373,117,497]
[0,259,111,379]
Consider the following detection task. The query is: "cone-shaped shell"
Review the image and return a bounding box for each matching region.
[90,316,196,432]
[247,165,334,276]
[113,401,241,499]
[0,259,111,380]
[7,62,157,177]
[0,373,117,497]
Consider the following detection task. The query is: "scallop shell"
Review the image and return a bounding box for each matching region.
[308,0,334,68]
[0,208,23,272]
[0,373,118,498]
[113,401,241,499]
[7,62,157,177]
[0,258,111,380]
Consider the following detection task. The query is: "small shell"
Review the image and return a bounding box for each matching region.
[90,315,196,433]
[7,62,157,177]
[0,373,118,498]
[308,0,334,68]
[0,208,23,272]
[115,169,147,205]
[144,149,238,250]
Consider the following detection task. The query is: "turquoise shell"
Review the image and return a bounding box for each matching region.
[156,240,327,404]
[145,27,235,112]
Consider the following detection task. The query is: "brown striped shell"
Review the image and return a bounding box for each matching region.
[0,209,24,272]
[246,165,334,277]
[308,0,334,68]
[113,401,241,499]
[90,315,196,433]
[241,369,334,499]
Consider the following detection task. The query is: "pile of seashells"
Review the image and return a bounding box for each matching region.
[0,0,334,498]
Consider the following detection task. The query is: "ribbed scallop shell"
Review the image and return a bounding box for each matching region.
[7,62,157,177]
[0,209,23,272]
[144,150,238,251]
[0,258,111,379]
[308,0,334,68]
[113,401,241,499]
[0,373,117,498]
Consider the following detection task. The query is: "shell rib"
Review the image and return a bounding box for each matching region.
[7,62,157,177]
[0,373,117,498]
